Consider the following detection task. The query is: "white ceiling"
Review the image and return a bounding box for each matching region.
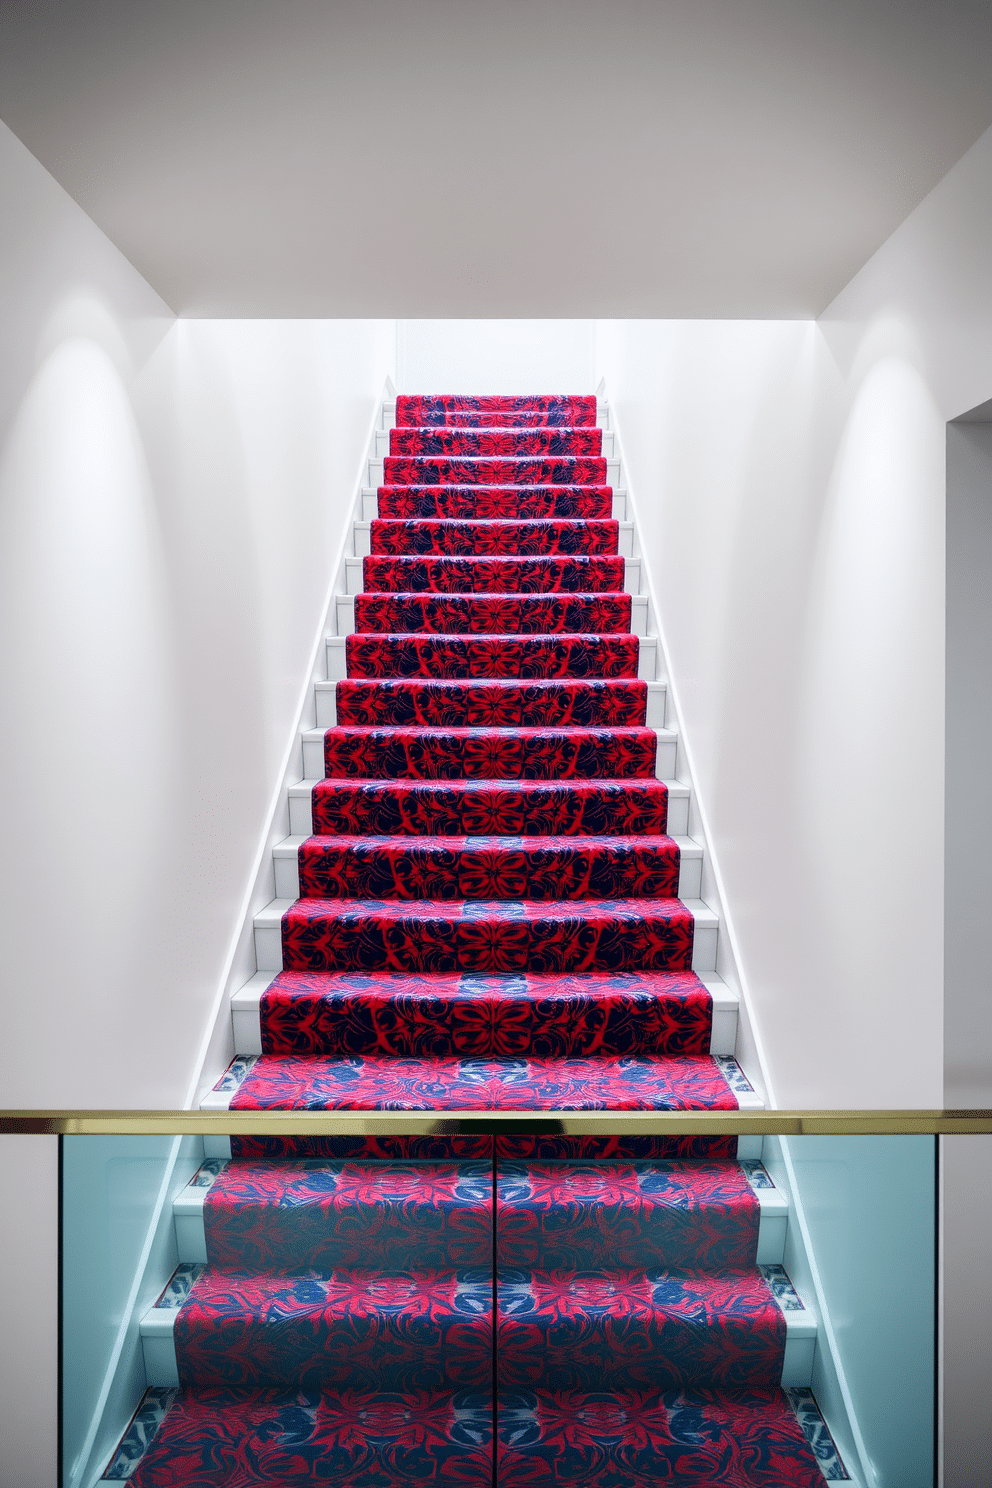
[3,0,992,318]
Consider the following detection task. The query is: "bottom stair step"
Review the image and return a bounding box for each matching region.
[102,1383,849,1484]
[496,1386,847,1485]
[103,1386,493,1485]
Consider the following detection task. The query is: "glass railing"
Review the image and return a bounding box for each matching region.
[30,1111,969,1486]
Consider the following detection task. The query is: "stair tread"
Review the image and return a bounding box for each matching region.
[354,592,635,635]
[345,631,642,679]
[252,966,715,1058]
[215,1051,743,1111]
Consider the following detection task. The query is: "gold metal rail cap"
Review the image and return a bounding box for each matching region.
[2,1109,991,1135]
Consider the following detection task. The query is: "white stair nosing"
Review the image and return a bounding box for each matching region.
[697,971,739,1011]
[172,1187,208,1219]
[231,970,278,1013]
[199,1087,234,1112]
[255,898,295,926]
[783,1310,818,1339]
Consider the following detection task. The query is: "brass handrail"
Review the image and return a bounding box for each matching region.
[2,1109,991,1135]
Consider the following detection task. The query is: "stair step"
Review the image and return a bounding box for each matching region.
[202,1051,756,1114]
[319,724,660,781]
[174,1157,493,1270]
[496,1263,814,1391]
[320,675,661,728]
[358,517,629,557]
[274,895,702,975]
[141,1263,492,1392]
[367,484,623,521]
[376,454,615,486]
[337,629,655,679]
[495,1158,788,1271]
[393,393,601,424]
[231,968,739,1060]
[498,1387,837,1483]
[172,1155,784,1272]
[253,895,719,974]
[346,591,643,636]
[388,426,605,457]
[346,552,639,595]
[289,777,691,837]
[304,726,675,785]
[104,1386,492,1485]
[307,775,674,835]
[275,833,702,902]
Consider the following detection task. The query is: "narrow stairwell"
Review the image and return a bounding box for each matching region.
[101,395,851,1484]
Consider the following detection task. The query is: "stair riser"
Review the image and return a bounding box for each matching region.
[322,729,657,781]
[280,904,695,975]
[390,428,603,456]
[201,1196,493,1274]
[311,781,669,836]
[344,554,641,597]
[497,1167,759,1271]
[173,1288,492,1392]
[381,457,609,486]
[363,555,625,593]
[215,1135,755,1162]
[242,997,733,1060]
[320,674,666,727]
[276,845,700,903]
[370,519,620,556]
[344,633,643,679]
[332,678,649,727]
[376,426,617,460]
[295,840,682,902]
[377,485,614,519]
[353,593,633,634]
[496,1285,785,1391]
[258,989,713,1060]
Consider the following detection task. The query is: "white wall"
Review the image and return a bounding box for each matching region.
[0,1137,58,1488]
[0,121,394,1108]
[397,319,594,393]
[944,420,992,1109]
[597,316,947,1107]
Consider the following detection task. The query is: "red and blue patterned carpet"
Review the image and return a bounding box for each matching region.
[108,396,839,1483]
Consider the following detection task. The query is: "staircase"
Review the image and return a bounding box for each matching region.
[99,395,851,1483]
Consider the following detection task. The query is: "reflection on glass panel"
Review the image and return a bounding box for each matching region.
[61,1132,934,1487]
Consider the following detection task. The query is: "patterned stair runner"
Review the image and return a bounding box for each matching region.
[107,397,845,1483]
